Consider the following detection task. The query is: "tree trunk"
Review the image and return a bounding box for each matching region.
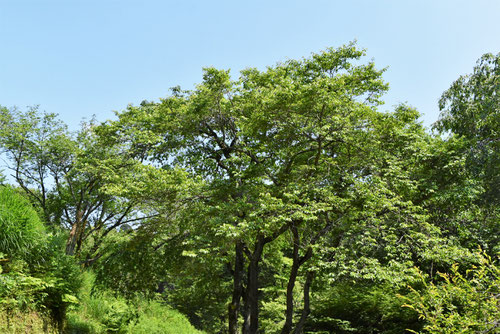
[242,237,266,334]
[65,210,83,255]
[292,271,314,334]
[282,226,314,334]
[74,218,88,255]
[281,227,300,334]
[229,241,245,334]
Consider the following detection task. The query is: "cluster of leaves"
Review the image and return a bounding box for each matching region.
[402,251,500,333]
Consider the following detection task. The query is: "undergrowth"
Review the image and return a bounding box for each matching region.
[65,271,204,334]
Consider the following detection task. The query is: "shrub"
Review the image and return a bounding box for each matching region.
[402,251,500,333]
[66,272,136,333]
[0,186,46,259]
[33,233,82,322]
[0,186,81,328]
[66,272,203,334]
[308,282,421,334]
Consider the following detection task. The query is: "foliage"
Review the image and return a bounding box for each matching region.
[435,52,499,206]
[0,263,53,311]
[0,186,48,312]
[66,271,203,334]
[402,251,500,333]
[126,300,204,334]
[66,291,138,333]
[0,249,80,324]
[0,107,189,259]
[32,232,83,320]
[0,186,46,258]
[0,310,59,334]
[428,53,500,259]
[1,47,499,334]
[90,226,230,332]
[90,229,171,298]
[0,185,81,328]
[307,282,421,334]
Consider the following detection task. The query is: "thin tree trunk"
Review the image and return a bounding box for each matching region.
[281,226,300,334]
[282,240,313,332]
[292,271,314,334]
[243,237,266,334]
[229,241,245,334]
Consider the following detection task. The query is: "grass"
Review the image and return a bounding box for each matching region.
[126,299,204,334]
[0,186,45,258]
[65,271,204,334]
[0,310,59,334]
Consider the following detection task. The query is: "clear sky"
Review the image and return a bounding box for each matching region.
[1,0,499,130]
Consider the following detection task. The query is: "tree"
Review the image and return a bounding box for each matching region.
[106,43,452,334]
[0,106,188,259]
[435,52,499,206]
[428,53,500,255]
[393,52,500,334]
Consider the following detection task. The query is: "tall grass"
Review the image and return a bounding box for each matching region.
[0,186,45,258]
[66,271,204,334]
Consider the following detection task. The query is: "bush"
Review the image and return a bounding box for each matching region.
[402,251,500,333]
[0,310,59,334]
[33,233,82,322]
[308,282,421,334]
[66,283,136,333]
[66,272,203,334]
[0,186,81,329]
[0,186,46,259]
[67,293,203,334]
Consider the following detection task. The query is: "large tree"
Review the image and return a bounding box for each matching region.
[105,43,452,334]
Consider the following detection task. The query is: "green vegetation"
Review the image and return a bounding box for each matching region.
[0,186,80,332]
[0,186,45,257]
[402,250,500,334]
[0,311,59,334]
[66,273,203,334]
[0,46,498,333]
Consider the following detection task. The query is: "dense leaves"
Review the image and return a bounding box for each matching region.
[402,251,500,333]
[435,52,499,206]
[0,186,45,258]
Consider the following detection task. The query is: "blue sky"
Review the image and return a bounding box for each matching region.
[1,0,499,129]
